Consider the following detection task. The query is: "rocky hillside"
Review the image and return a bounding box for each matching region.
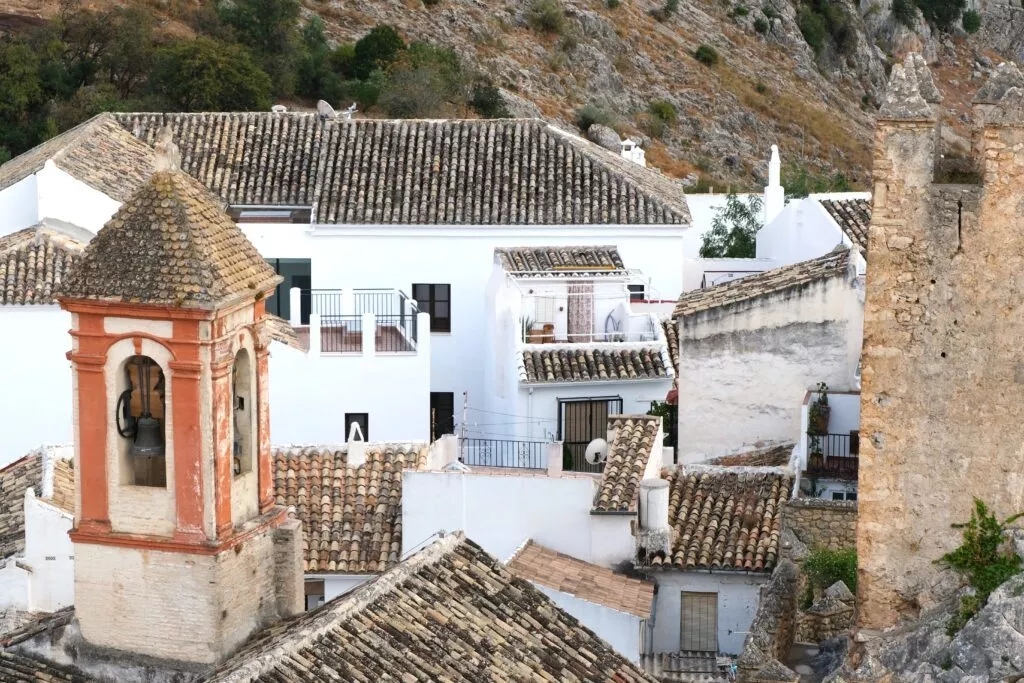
[2,0,1019,187]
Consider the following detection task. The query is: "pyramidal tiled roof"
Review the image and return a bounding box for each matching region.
[206,534,657,682]
[0,220,87,305]
[60,169,281,307]
[273,444,428,573]
[114,113,691,225]
[673,248,851,318]
[495,245,627,274]
[0,114,154,201]
[642,467,792,573]
[593,415,662,513]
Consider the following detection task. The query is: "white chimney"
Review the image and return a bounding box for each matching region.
[620,138,647,167]
[764,144,785,227]
[347,420,366,467]
[639,479,670,532]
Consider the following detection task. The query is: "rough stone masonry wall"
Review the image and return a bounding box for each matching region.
[736,559,798,682]
[858,59,1022,630]
[783,499,857,551]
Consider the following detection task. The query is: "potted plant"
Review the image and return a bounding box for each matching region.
[808,382,831,435]
[520,316,536,343]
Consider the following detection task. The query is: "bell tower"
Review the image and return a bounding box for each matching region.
[58,129,303,665]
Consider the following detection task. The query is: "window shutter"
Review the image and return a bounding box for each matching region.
[680,592,718,652]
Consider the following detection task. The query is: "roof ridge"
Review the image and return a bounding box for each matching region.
[505,537,533,564]
[212,533,466,682]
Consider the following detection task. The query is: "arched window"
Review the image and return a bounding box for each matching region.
[116,355,166,487]
[232,349,254,476]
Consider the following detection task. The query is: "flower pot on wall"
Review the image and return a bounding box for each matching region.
[809,404,831,435]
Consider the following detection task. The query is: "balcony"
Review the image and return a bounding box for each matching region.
[805,433,859,479]
[288,288,423,356]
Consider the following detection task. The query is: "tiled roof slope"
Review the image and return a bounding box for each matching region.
[264,315,303,351]
[645,468,792,572]
[0,451,76,561]
[496,246,626,273]
[273,444,427,573]
[661,318,679,392]
[0,114,154,201]
[0,221,85,305]
[60,171,281,307]
[508,540,655,618]
[116,114,691,225]
[673,249,851,318]
[521,345,669,383]
[594,415,661,513]
[206,533,657,682]
[707,443,795,468]
[0,609,88,681]
[819,198,870,253]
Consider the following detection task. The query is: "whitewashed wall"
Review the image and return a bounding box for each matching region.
[534,584,644,663]
[23,490,75,611]
[402,471,634,568]
[0,307,74,467]
[677,273,864,462]
[681,257,779,293]
[268,336,431,444]
[36,164,121,233]
[0,175,39,235]
[242,224,686,435]
[756,193,871,270]
[319,574,373,603]
[650,571,768,655]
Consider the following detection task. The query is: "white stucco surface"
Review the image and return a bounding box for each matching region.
[23,491,75,611]
[534,583,644,663]
[0,307,74,467]
[0,175,40,235]
[650,571,767,655]
[402,471,634,568]
[36,164,121,233]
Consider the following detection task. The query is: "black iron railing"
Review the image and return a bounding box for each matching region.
[320,315,363,353]
[375,314,417,351]
[559,396,623,473]
[806,432,859,478]
[353,289,418,317]
[459,439,547,469]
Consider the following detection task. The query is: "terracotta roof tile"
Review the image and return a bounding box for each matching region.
[264,315,303,351]
[521,345,670,384]
[0,114,153,201]
[0,221,86,305]
[819,198,870,253]
[206,534,657,682]
[593,415,661,513]
[661,318,679,393]
[642,468,792,573]
[707,443,795,468]
[673,249,851,318]
[115,114,691,225]
[508,540,654,618]
[60,170,281,307]
[273,444,427,574]
[495,246,626,274]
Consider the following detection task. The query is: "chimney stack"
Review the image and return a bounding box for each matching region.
[764,144,785,226]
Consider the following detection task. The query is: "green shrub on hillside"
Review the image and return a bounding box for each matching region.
[915,0,966,30]
[962,8,981,32]
[694,44,720,66]
[575,103,615,131]
[892,0,918,26]
[649,99,678,125]
[527,0,566,33]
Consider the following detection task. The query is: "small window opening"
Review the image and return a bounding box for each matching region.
[232,350,254,476]
[116,356,166,487]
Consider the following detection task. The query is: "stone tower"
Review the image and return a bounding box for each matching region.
[57,135,303,665]
[858,55,1024,629]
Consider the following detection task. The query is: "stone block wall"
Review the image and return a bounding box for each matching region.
[737,560,798,683]
[783,498,857,551]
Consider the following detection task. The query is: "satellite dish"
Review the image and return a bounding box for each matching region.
[271,104,288,113]
[585,438,609,465]
[316,100,336,120]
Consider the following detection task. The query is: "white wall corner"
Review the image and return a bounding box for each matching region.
[308,313,322,357]
[361,313,376,358]
[289,287,302,326]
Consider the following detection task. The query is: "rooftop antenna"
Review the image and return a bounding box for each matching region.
[341,103,357,121]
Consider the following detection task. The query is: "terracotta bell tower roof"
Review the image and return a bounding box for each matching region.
[60,129,280,308]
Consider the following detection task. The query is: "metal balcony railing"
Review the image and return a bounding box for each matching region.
[300,289,419,354]
[806,432,859,478]
[459,438,548,469]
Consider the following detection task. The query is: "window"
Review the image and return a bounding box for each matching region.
[232,350,254,476]
[116,356,167,487]
[430,392,455,441]
[304,579,325,611]
[345,413,369,441]
[627,284,646,301]
[558,396,623,472]
[680,592,718,652]
[266,258,311,324]
[832,491,857,501]
[413,283,451,333]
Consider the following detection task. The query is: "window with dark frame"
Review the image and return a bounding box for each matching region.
[430,392,455,441]
[344,413,369,441]
[265,258,311,324]
[413,283,451,333]
[627,284,646,302]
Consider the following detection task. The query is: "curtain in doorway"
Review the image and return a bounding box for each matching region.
[566,281,594,342]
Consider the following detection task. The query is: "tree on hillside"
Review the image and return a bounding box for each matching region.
[218,0,301,96]
[699,192,763,258]
[148,38,272,111]
[352,25,405,80]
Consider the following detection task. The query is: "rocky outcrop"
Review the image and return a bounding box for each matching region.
[586,123,621,151]
[828,573,1024,682]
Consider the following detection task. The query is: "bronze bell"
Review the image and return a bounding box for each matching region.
[131,416,165,458]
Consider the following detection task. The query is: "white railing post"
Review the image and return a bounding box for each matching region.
[340,288,353,316]
[546,441,563,477]
[415,312,430,357]
[362,313,376,357]
[309,313,321,357]
[289,287,302,326]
